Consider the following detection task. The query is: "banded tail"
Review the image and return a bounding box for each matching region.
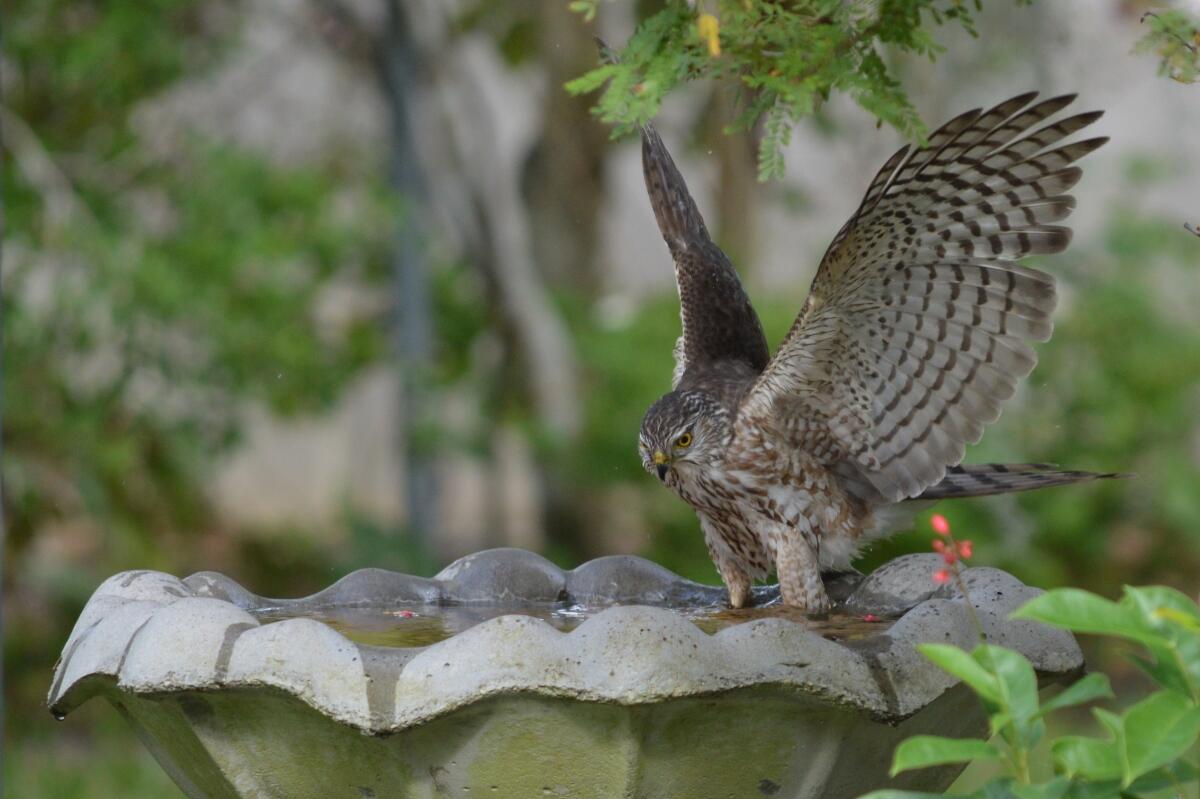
[917,463,1127,501]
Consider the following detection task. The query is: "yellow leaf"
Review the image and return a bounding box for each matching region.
[697,13,721,57]
[1155,607,1200,631]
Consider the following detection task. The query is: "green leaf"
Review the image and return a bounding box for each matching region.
[1061,780,1124,799]
[1011,778,1070,799]
[1126,758,1200,792]
[1013,589,1158,644]
[1128,650,1194,698]
[1135,9,1200,83]
[567,0,597,23]
[889,735,1000,776]
[1155,606,1200,632]
[1121,689,1200,785]
[1053,735,1122,781]
[1059,693,1200,786]
[970,778,1023,799]
[1038,673,1114,716]
[1124,585,1200,627]
[1093,707,1124,739]
[976,645,1043,747]
[917,644,1000,703]
[564,65,619,96]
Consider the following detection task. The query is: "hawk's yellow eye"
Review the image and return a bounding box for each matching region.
[675,432,693,448]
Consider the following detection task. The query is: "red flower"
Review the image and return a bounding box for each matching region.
[930,514,951,536]
[957,540,974,560]
[862,613,880,623]
[931,539,946,553]
[932,569,952,584]
[396,610,415,618]
[941,550,958,565]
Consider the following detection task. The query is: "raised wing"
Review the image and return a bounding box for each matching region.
[641,125,769,387]
[737,93,1107,502]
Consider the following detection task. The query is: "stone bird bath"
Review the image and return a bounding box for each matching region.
[49,549,1082,798]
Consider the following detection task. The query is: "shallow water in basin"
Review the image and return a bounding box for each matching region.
[251,603,894,648]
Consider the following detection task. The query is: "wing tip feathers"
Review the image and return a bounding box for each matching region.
[640,125,710,249]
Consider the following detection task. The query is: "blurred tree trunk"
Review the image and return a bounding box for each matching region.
[413,36,582,442]
[701,85,760,271]
[522,0,611,295]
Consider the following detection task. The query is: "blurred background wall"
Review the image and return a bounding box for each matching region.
[3,1,1198,794]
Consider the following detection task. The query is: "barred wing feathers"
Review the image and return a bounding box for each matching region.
[738,93,1107,503]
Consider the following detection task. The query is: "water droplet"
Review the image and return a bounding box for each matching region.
[51,709,66,721]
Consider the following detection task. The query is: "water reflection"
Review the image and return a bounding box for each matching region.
[252,602,893,648]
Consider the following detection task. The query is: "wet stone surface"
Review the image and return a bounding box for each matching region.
[244,550,881,649]
[250,603,896,648]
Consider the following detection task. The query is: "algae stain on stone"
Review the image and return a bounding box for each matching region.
[466,697,633,798]
[633,689,815,798]
[183,691,415,798]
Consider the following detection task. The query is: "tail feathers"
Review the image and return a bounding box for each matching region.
[641,125,711,253]
[917,463,1128,501]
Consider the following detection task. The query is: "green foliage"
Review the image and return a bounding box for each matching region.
[567,0,1036,179]
[2,0,394,752]
[1136,9,1200,84]
[862,587,1200,799]
[1016,586,1200,705]
[568,0,599,24]
[6,705,183,799]
[5,0,227,153]
[889,736,1001,775]
[3,141,393,554]
[3,2,393,559]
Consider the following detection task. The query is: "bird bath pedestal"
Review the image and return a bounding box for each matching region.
[49,550,1082,799]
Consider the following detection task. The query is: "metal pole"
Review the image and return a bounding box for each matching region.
[379,0,436,563]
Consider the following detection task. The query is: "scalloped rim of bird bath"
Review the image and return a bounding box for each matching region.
[48,549,1083,735]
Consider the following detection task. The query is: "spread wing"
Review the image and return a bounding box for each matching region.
[641,125,769,388]
[737,93,1107,502]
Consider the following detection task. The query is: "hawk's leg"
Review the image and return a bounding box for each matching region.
[775,530,831,615]
[717,559,752,609]
[700,516,755,608]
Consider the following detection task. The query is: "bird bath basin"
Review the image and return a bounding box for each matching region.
[48,549,1083,799]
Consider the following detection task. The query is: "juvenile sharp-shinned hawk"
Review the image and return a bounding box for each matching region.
[636,93,1120,613]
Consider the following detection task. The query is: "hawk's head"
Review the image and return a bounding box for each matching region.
[638,390,729,482]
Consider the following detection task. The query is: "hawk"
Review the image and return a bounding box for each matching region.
[636,93,1119,613]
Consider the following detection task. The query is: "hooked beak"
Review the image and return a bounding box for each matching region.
[653,450,670,481]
